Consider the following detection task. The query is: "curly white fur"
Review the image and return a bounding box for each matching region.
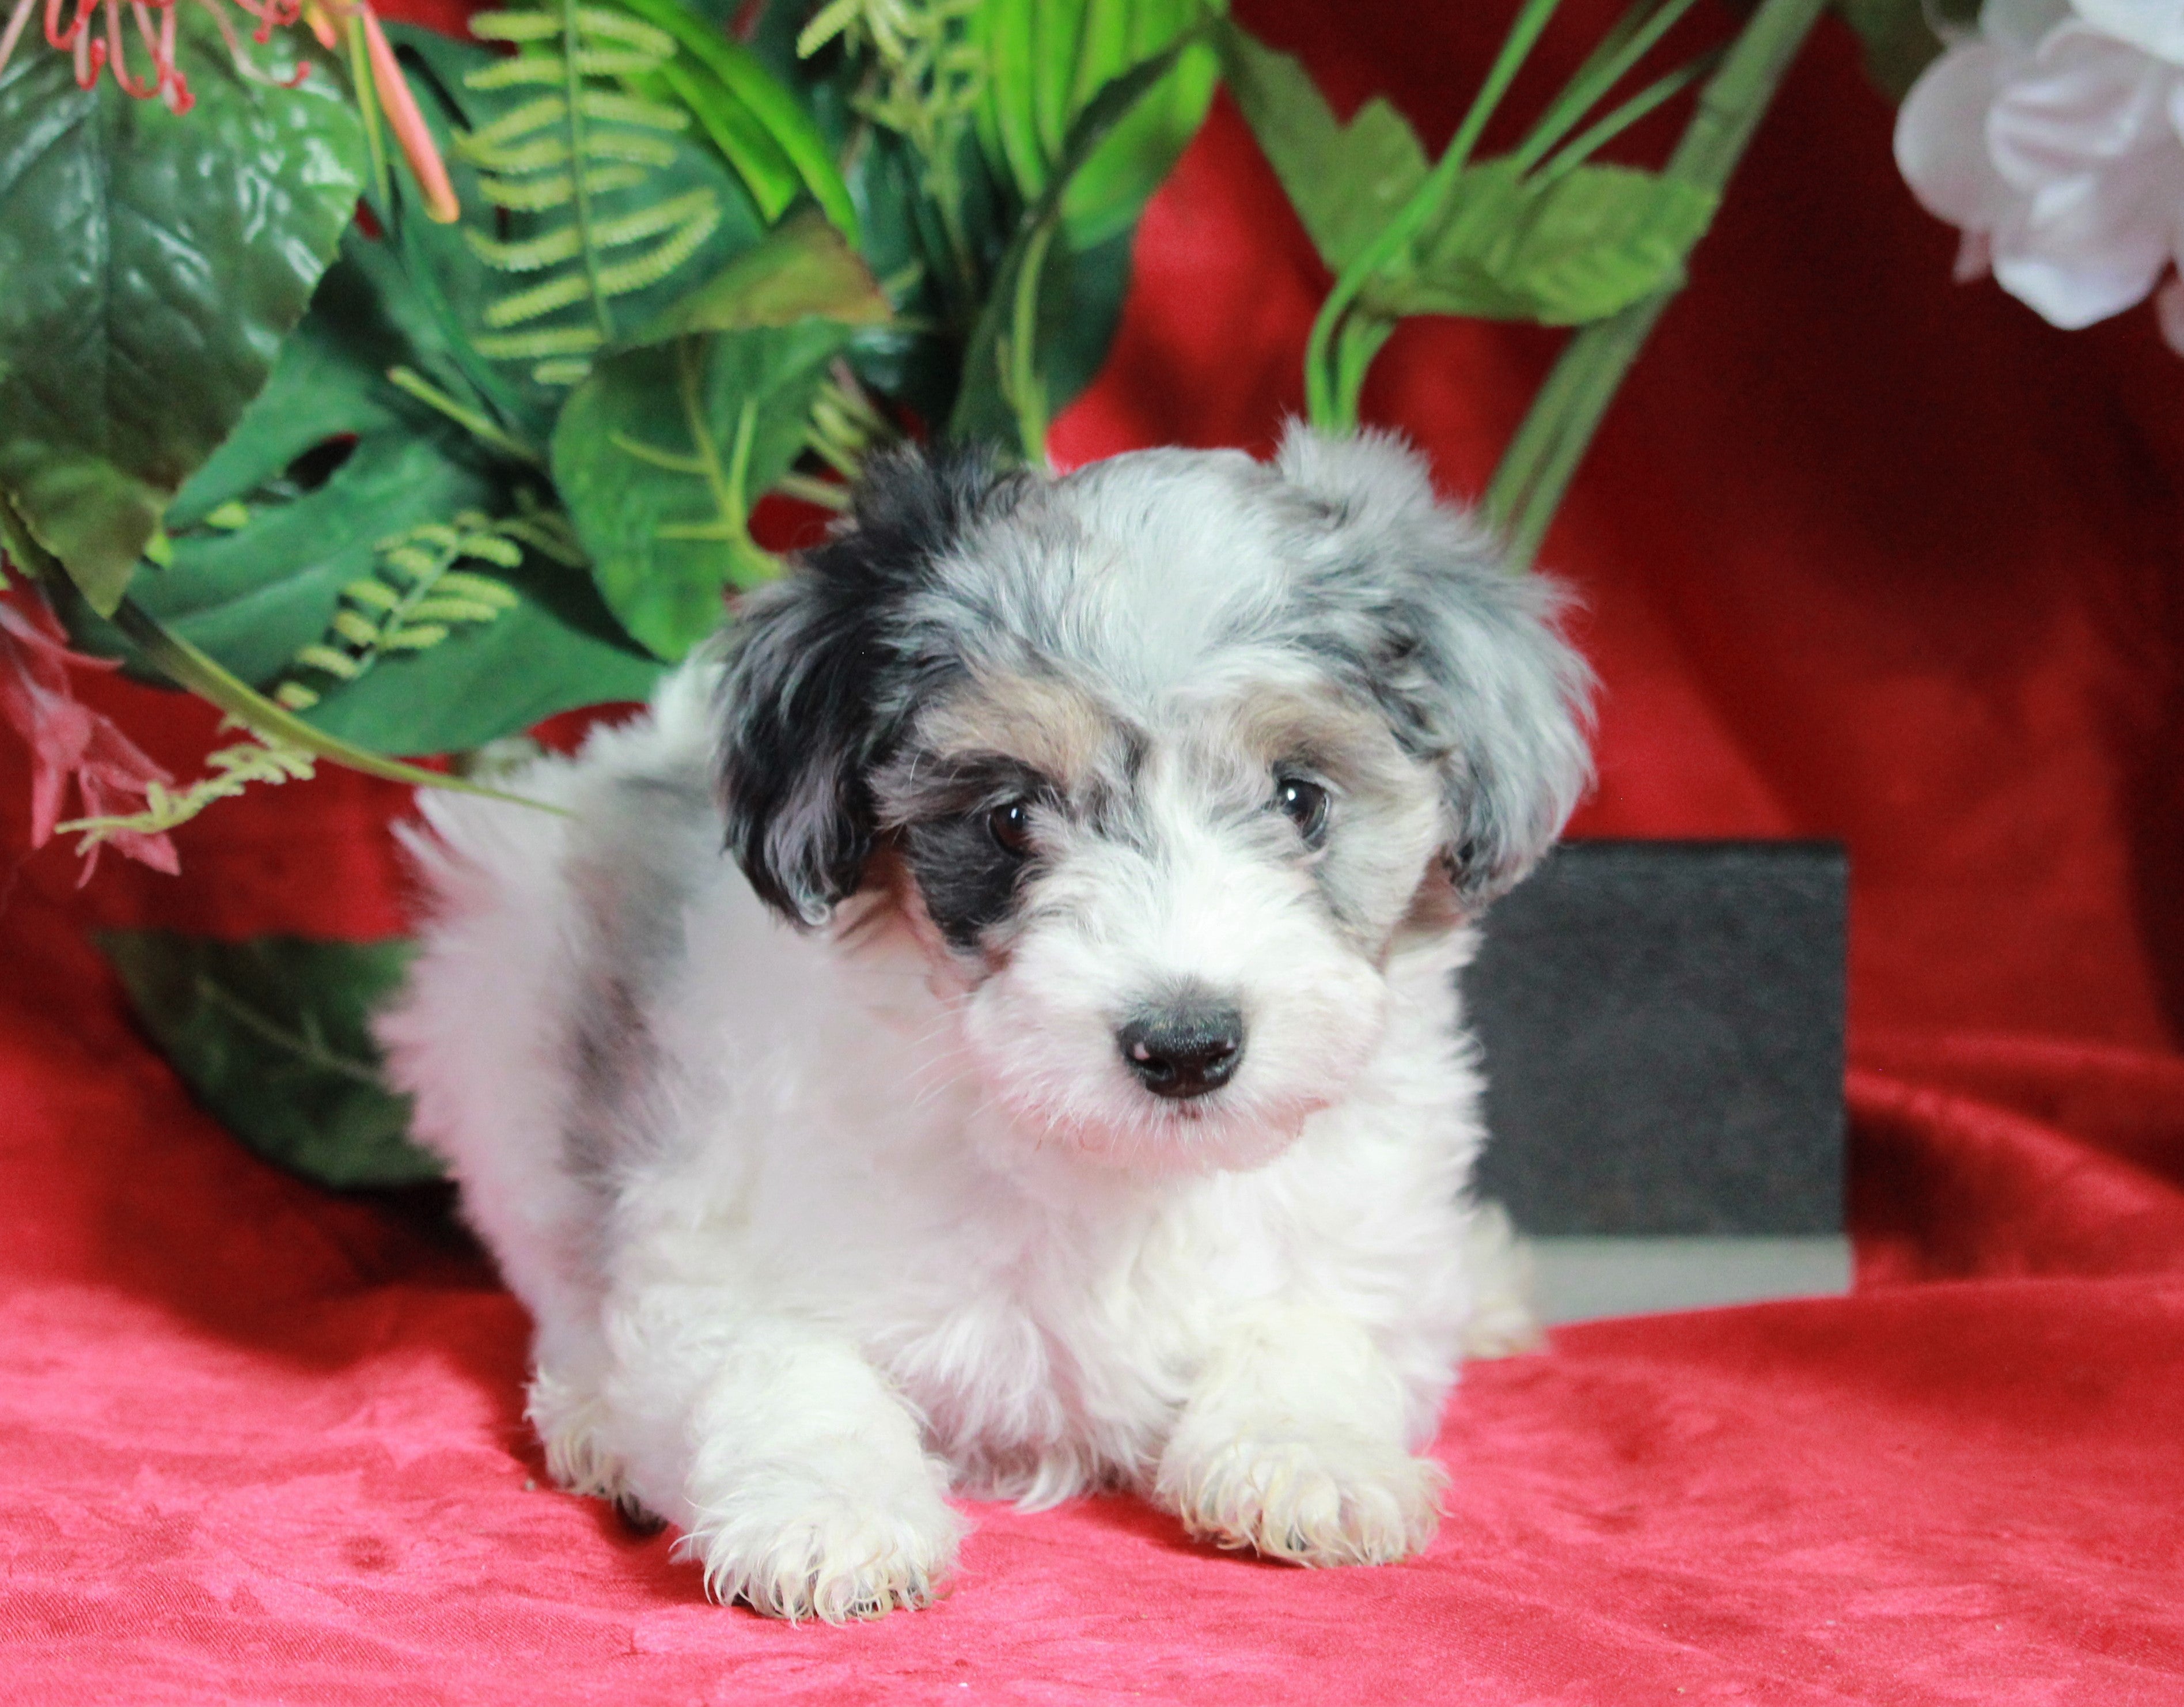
[378,429,1588,1621]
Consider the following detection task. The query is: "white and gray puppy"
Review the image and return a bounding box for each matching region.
[378,424,1591,1622]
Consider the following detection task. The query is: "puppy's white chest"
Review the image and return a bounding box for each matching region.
[862,1184,1200,1500]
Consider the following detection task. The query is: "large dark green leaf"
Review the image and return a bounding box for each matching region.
[947,228,1132,453]
[552,212,887,661]
[1216,20,1428,275]
[1368,161,1718,327]
[98,931,442,1191]
[0,14,366,614]
[77,234,663,754]
[638,207,892,339]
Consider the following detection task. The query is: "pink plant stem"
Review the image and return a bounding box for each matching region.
[359,3,459,223]
[0,0,41,79]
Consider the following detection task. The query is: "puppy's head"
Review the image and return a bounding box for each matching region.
[716,427,1591,1174]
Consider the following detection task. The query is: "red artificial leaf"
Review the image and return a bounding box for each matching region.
[0,575,179,881]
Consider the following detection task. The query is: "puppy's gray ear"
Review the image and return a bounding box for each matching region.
[716,442,1023,925]
[1275,423,1594,907]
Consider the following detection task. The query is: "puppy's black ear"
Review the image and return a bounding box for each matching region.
[1275,424,1594,908]
[716,442,1023,925]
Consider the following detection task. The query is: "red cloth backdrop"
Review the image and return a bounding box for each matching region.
[2,2,2181,1700]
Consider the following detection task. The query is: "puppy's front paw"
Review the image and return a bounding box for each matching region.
[679,1483,965,1622]
[1156,1432,1445,1567]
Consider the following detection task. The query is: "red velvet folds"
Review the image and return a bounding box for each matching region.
[2,0,2181,1698]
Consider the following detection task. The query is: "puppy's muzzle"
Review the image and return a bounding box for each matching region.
[1117,993,1245,1100]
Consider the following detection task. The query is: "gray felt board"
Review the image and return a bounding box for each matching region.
[1463,841,1848,1240]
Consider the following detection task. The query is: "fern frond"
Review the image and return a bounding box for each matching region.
[58,732,318,854]
[480,193,721,327]
[268,512,534,713]
[468,50,672,89]
[458,0,725,385]
[467,7,564,41]
[475,164,647,210]
[381,624,452,651]
[473,5,674,52]
[291,645,363,682]
[466,225,596,275]
[478,274,602,330]
[800,0,988,285]
[595,196,723,288]
[472,325,606,361]
[466,186,718,273]
[495,498,592,566]
[342,579,404,614]
[577,89,690,131]
[438,567,525,596]
[461,92,574,152]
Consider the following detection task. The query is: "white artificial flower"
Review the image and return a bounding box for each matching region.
[2075,0,2184,62]
[1896,0,2184,350]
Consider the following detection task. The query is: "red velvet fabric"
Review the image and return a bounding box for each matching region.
[4,1,2182,1698]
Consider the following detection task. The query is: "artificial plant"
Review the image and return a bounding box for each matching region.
[0,0,1923,1186]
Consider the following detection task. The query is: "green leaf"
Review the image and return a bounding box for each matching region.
[1365,161,1719,327]
[550,210,888,660]
[636,207,892,339]
[644,55,805,222]
[606,0,859,237]
[1061,0,1231,245]
[950,42,1189,456]
[975,0,1225,250]
[0,14,367,614]
[737,1,1142,441]
[554,317,852,659]
[1216,19,1429,275]
[65,234,663,755]
[382,21,765,402]
[97,931,442,1191]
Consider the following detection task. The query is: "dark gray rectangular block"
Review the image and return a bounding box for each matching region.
[1463,840,1847,1237]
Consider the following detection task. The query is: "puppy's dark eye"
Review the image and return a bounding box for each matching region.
[1273,777,1329,846]
[987,799,1036,857]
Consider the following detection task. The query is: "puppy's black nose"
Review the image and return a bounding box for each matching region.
[1117,997,1245,1099]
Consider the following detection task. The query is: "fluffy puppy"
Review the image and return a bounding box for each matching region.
[378,425,1591,1622]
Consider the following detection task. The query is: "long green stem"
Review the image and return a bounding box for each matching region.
[946,40,1195,458]
[110,600,563,811]
[560,0,615,346]
[775,471,852,510]
[348,13,392,209]
[1305,0,1565,432]
[386,366,547,467]
[1510,0,1703,173]
[1535,50,1721,186]
[1006,220,1056,463]
[1502,300,1658,564]
[1484,0,1827,568]
[1552,0,1656,107]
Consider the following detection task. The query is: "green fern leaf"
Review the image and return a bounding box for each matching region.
[331,610,382,647]
[270,512,534,710]
[456,0,728,384]
[434,571,524,601]
[342,580,403,613]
